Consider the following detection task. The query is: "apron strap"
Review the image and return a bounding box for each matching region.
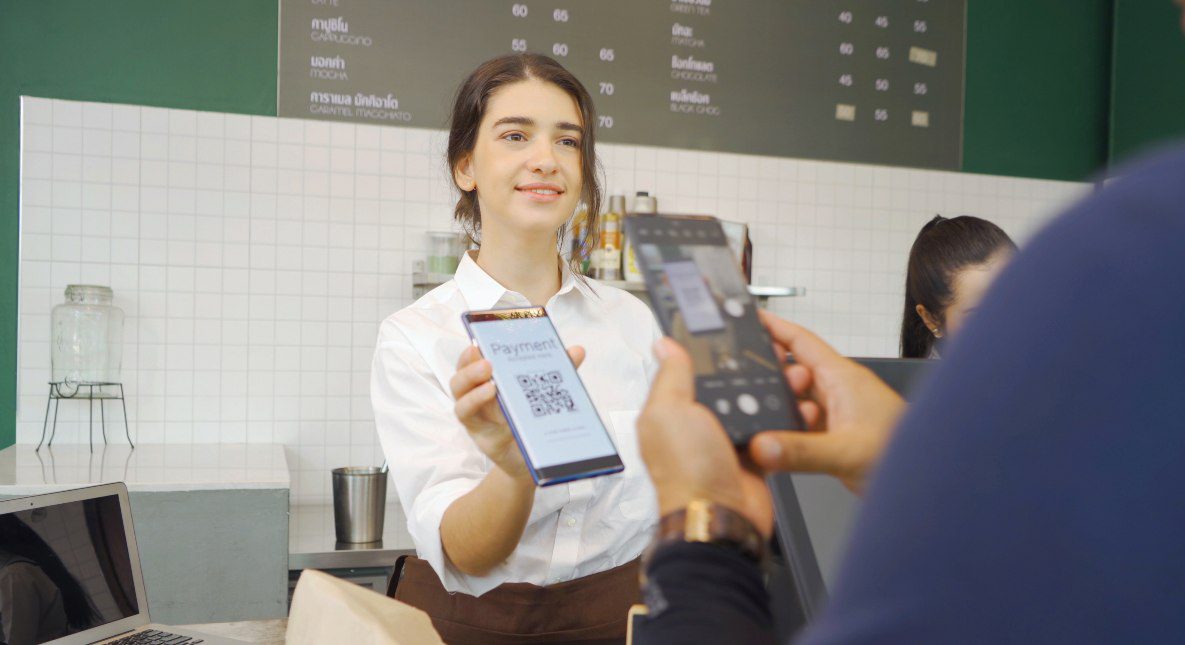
[386,553,411,598]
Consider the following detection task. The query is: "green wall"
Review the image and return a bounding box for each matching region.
[0,0,277,448]
[1109,0,1185,164]
[962,0,1114,181]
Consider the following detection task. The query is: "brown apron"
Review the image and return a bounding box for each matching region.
[390,555,641,644]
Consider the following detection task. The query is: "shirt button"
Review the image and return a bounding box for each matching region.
[565,517,576,527]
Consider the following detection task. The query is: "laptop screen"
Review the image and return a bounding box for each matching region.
[0,494,140,644]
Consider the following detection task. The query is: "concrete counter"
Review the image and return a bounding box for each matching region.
[0,443,290,624]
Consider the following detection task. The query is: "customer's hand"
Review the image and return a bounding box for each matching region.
[749,311,905,495]
[637,338,774,538]
[451,344,586,481]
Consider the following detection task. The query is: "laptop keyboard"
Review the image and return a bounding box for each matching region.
[108,628,203,644]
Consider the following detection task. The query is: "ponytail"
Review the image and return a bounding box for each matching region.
[899,215,1016,358]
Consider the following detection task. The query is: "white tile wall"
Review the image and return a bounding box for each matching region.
[18,97,1090,502]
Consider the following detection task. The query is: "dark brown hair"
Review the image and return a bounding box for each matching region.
[900,215,1016,358]
[446,54,601,270]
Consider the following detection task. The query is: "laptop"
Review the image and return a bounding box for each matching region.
[0,482,244,644]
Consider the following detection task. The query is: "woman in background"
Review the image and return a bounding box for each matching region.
[901,215,1016,358]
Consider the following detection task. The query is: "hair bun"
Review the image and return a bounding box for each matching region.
[922,214,947,232]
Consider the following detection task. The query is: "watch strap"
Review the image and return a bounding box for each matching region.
[648,499,766,566]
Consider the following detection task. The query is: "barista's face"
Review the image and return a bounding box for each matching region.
[940,249,1013,337]
[452,79,585,241]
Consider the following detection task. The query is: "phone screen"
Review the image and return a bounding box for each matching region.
[464,308,623,485]
[625,216,805,444]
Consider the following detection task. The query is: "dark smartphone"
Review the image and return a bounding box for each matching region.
[461,307,625,486]
[625,215,806,445]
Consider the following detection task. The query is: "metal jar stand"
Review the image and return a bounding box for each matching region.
[37,381,133,452]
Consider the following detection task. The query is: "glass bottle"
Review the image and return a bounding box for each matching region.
[593,195,625,281]
[623,191,658,282]
[51,285,125,385]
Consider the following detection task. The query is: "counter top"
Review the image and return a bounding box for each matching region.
[0,443,290,496]
[289,502,415,570]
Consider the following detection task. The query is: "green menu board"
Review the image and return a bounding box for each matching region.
[278,0,965,169]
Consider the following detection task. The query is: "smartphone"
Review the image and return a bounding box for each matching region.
[625,215,806,445]
[461,307,625,486]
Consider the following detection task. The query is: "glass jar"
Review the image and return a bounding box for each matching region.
[51,285,125,385]
[426,231,466,275]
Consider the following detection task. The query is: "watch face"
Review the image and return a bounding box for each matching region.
[651,500,765,564]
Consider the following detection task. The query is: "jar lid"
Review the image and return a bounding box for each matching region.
[64,285,114,302]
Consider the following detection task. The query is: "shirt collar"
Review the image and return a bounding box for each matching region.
[454,250,595,310]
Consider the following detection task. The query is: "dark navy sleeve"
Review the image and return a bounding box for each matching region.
[638,542,776,644]
[800,146,1185,644]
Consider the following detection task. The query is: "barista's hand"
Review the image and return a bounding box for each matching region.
[638,338,774,538]
[451,344,586,481]
[750,311,905,495]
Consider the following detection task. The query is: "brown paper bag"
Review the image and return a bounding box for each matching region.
[286,569,444,645]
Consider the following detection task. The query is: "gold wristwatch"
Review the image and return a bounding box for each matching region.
[643,498,766,570]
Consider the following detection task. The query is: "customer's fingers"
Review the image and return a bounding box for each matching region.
[797,400,822,429]
[453,381,497,423]
[449,357,492,400]
[785,363,813,396]
[757,310,843,370]
[567,345,586,369]
[748,430,848,475]
[771,340,789,365]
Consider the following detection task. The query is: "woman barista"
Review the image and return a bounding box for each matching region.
[371,54,661,643]
[901,215,1016,358]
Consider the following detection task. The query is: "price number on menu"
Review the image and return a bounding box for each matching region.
[874,15,889,28]
[598,115,614,129]
[838,73,853,87]
[874,78,889,91]
[914,20,928,33]
[553,8,569,22]
[839,42,854,56]
[838,10,853,23]
[512,3,528,17]
[512,38,528,52]
[552,42,568,57]
[599,48,615,62]
[874,108,888,122]
[914,82,928,95]
[875,46,891,60]
[598,82,615,95]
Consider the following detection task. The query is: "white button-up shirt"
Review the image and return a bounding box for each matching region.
[371,252,662,596]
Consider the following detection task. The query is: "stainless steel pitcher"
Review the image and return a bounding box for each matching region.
[331,466,387,543]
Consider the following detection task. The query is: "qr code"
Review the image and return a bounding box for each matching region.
[515,370,576,417]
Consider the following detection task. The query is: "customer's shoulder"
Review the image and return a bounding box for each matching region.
[1110,142,1185,184]
[1039,142,1185,247]
[999,142,1185,298]
[1092,142,1185,211]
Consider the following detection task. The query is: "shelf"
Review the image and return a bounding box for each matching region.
[411,272,455,287]
[412,273,805,299]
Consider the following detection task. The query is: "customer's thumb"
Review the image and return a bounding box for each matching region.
[648,337,695,403]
